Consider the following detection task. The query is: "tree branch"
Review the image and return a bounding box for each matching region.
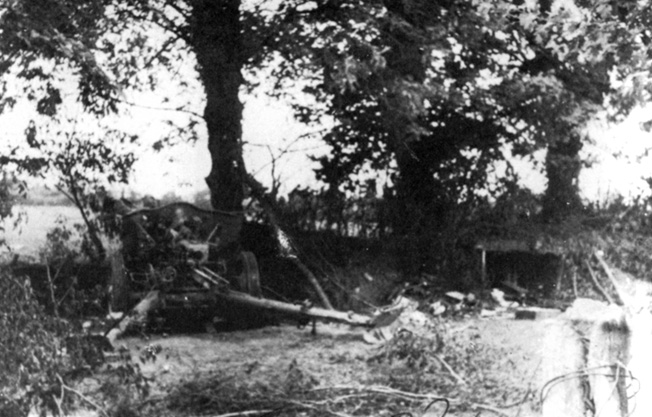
[57,375,110,417]
[56,178,106,262]
[164,0,191,20]
[141,34,184,71]
[115,97,204,120]
[148,13,189,42]
[240,168,334,310]
[593,252,627,306]
[584,259,614,304]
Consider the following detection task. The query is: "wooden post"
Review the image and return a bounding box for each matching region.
[541,319,586,417]
[588,307,630,417]
[628,311,652,417]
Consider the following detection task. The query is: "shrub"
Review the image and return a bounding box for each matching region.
[0,269,73,416]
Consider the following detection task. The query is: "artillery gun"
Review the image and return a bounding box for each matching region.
[105,198,393,337]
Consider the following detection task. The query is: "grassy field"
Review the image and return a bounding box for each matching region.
[1,205,83,260]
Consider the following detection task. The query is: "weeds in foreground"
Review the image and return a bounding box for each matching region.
[161,365,442,417]
[366,325,531,410]
[0,268,151,417]
[153,322,533,417]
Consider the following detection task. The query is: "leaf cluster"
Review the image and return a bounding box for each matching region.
[0,269,71,416]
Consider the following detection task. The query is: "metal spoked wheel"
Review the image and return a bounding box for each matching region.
[237,251,262,297]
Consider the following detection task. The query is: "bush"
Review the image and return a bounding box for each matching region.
[0,268,151,417]
[0,269,73,416]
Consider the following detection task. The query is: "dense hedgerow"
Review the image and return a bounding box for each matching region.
[0,268,74,416]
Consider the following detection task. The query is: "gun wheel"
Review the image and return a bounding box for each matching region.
[237,251,262,297]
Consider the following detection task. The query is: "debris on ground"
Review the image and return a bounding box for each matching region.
[490,288,519,309]
[514,307,562,320]
[363,296,435,345]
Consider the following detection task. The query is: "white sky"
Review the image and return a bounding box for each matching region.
[2,82,652,205]
[0,74,329,200]
[580,108,652,203]
[123,94,329,199]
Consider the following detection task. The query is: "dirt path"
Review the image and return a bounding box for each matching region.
[114,314,550,417]
[124,323,378,393]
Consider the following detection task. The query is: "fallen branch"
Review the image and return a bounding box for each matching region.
[584,260,614,304]
[285,400,354,417]
[200,410,274,417]
[57,375,110,417]
[242,172,334,310]
[288,255,334,310]
[434,354,467,385]
[470,402,510,416]
[593,252,626,305]
[45,264,59,319]
[308,385,515,416]
[310,385,447,401]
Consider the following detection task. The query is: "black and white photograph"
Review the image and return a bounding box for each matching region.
[1,1,652,416]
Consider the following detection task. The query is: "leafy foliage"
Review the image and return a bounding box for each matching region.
[0,0,117,116]
[5,1,652,285]
[0,266,154,417]
[0,269,72,416]
[17,117,135,260]
[0,171,27,250]
[258,0,652,224]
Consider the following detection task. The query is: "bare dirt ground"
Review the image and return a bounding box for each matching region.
[110,313,550,417]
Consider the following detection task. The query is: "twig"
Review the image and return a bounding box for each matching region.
[56,181,106,261]
[470,402,510,416]
[53,377,65,416]
[513,358,541,417]
[286,400,354,417]
[310,385,450,402]
[584,260,614,304]
[434,354,467,385]
[46,264,59,318]
[141,34,183,70]
[116,97,204,120]
[56,375,110,417]
[310,385,517,415]
[197,410,274,417]
[572,269,578,299]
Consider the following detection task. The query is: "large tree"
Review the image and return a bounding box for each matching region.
[269,0,652,224]
[0,0,245,211]
[3,0,652,227]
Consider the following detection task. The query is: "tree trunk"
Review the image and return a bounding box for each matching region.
[190,0,245,212]
[542,132,583,222]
